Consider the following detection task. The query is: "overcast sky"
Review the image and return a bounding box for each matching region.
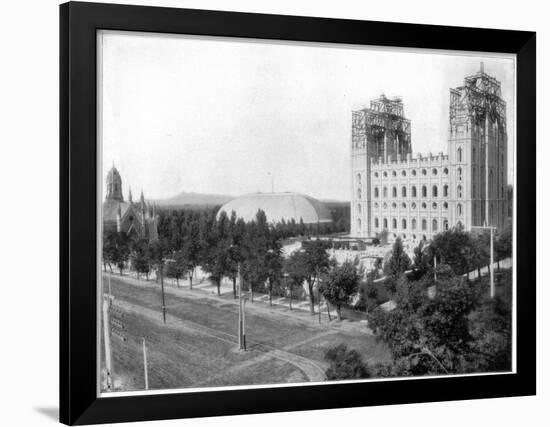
[99,30,515,201]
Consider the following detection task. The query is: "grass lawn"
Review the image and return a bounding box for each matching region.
[101,274,391,392]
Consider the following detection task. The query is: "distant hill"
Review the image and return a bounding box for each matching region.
[154,191,234,208]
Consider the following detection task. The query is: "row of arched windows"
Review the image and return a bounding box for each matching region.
[373,201,450,210]
[374,184,452,199]
[374,217,450,232]
[373,167,450,178]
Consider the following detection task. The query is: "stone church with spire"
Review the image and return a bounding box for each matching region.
[102,165,158,241]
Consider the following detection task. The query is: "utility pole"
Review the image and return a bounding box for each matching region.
[471,225,496,298]
[102,296,113,391]
[238,265,243,351]
[142,337,149,390]
[433,255,437,282]
[160,264,166,324]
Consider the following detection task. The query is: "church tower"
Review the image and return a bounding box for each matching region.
[448,63,507,230]
[106,165,124,202]
[351,95,411,237]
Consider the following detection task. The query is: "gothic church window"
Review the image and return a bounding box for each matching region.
[402,186,407,197]
[432,185,438,197]
[457,147,463,162]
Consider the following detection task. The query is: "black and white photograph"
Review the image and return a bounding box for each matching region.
[98,30,516,394]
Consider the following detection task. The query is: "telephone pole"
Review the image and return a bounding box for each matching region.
[142,337,149,390]
[471,225,496,298]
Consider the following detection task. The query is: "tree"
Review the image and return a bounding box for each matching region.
[383,237,411,292]
[265,243,283,306]
[319,260,360,321]
[324,344,370,380]
[203,210,231,296]
[377,229,389,245]
[226,214,246,298]
[431,226,475,275]
[300,240,331,314]
[148,238,170,323]
[182,216,202,290]
[165,249,191,287]
[103,230,131,275]
[368,274,478,376]
[284,251,308,310]
[131,238,151,280]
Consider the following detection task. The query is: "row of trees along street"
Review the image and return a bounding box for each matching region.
[103,208,357,316]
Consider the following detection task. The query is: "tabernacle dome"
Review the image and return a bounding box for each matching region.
[217,192,332,224]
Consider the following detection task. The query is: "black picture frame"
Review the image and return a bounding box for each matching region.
[60,1,536,425]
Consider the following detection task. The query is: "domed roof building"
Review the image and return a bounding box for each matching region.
[217,192,332,224]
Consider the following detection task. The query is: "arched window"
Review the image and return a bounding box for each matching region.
[422,169,427,176]
[457,203,463,216]
[401,202,407,209]
[422,219,427,231]
[374,202,379,209]
[383,218,388,229]
[457,147,463,162]
[383,172,388,178]
[392,202,397,209]
[383,187,388,198]
[392,218,397,229]
[402,219,407,229]
[392,170,397,177]
[374,187,379,198]
[357,204,361,214]
[356,173,361,185]
[422,186,427,198]
[412,219,417,230]
[432,185,438,197]
[401,170,407,177]
[374,172,379,178]
[432,219,438,232]
[374,218,379,228]
[473,147,476,162]
[357,187,362,199]
[411,202,417,209]
[443,202,448,209]
[383,203,388,209]
[432,168,438,176]
[443,219,449,231]
[443,167,449,175]
[357,218,361,230]
[412,186,417,198]
[443,185,449,197]
[457,167,462,181]
[412,169,417,176]
[422,202,427,209]
[457,185,463,198]
[432,202,438,210]
[402,186,407,197]
[392,186,397,198]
